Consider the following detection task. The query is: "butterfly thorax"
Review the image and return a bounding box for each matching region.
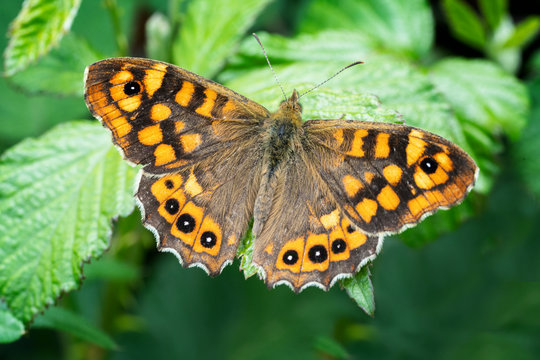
[263,90,304,174]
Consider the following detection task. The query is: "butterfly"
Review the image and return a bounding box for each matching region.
[84,57,478,292]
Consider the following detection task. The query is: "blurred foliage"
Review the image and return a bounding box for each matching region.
[0,0,539,359]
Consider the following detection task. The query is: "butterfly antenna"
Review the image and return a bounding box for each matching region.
[252,33,287,100]
[298,61,364,99]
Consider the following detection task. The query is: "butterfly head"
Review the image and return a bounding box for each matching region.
[276,89,303,125]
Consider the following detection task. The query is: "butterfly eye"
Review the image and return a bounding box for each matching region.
[176,213,196,233]
[331,239,346,254]
[308,245,328,263]
[419,156,438,174]
[282,250,299,265]
[200,231,217,248]
[123,81,141,95]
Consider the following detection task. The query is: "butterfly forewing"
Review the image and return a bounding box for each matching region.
[304,120,478,235]
[84,57,269,173]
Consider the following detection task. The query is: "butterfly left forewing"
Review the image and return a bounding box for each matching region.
[304,120,478,235]
[84,57,270,173]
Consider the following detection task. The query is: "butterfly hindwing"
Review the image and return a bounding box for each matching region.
[251,140,382,292]
[304,120,478,234]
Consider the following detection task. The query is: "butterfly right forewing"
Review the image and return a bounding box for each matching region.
[304,119,478,235]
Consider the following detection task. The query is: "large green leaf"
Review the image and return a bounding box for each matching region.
[4,0,82,76]
[299,0,434,59]
[8,33,101,96]
[429,58,528,141]
[172,0,271,77]
[0,122,137,324]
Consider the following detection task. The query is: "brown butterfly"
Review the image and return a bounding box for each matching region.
[84,57,478,292]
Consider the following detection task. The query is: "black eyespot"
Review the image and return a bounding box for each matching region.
[176,213,195,233]
[123,81,141,95]
[283,250,299,265]
[165,180,174,189]
[420,157,438,174]
[164,198,179,215]
[331,239,346,254]
[308,245,328,263]
[200,231,217,248]
[346,225,355,233]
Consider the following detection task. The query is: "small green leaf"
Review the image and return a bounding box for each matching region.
[8,33,101,96]
[443,0,486,49]
[237,223,259,279]
[300,0,434,59]
[172,0,271,77]
[503,16,540,48]
[32,306,116,349]
[0,122,138,324]
[145,12,172,62]
[479,0,507,30]
[4,0,82,76]
[342,266,375,316]
[0,303,24,343]
[313,336,349,359]
[429,58,528,141]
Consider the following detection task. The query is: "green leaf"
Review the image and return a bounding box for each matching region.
[503,16,540,48]
[429,58,528,141]
[0,302,25,343]
[145,12,172,62]
[479,0,507,30]
[172,0,271,77]
[237,223,259,279]
[313,336,349,359]
[8,33,101,96]
[32,306,116,349]
[341,266,375,316]
[443,0,486,49]
[299,0,434,59]
[4,0,82,76]
[0,122,138,324]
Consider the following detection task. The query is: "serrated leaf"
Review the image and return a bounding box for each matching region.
[299,0,434,59]
[341,266,375,316]
[0,122,138,324]
[172,0,271,78]
[8,33,101,96]
[429,58,528,141]
[4,0,82,76]
[503,16,540,48]
[32,306,116,349]
[443,0,486,49]
[0,302,25,343]
[479,0,506,30]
